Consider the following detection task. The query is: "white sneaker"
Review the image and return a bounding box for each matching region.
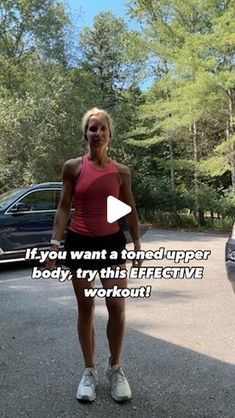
[106,363,132,402]
[76,368,98,402]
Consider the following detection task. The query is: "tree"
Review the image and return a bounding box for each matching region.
[0,1,98,189]
[0,0,69,60]
[0,0,70,92]
[128,0,235,223]
[79,12,145,105]
[78,11,147,160]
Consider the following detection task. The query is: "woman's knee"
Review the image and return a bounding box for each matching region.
[106,298,125,320]
[78,297,95,318]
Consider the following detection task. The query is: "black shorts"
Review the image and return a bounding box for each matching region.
[64,229,127,272]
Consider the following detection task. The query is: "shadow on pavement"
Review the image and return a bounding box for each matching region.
[1,277,234,418]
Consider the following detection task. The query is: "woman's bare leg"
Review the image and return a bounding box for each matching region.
[100,264,127,366]
[71,272,96,368]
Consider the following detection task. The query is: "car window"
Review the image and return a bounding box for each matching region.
[55,190,61,208]
[0,188,22,208]
[14,189,59,211]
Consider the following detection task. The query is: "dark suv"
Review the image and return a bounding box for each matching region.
[0,183,63,263]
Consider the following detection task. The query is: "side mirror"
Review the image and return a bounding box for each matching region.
[10,202,31,213]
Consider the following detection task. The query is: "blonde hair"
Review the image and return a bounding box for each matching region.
[81,108,114,140]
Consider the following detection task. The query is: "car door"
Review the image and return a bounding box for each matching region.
[1,188,61,251]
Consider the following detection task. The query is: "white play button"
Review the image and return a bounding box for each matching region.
[107,196,132,223]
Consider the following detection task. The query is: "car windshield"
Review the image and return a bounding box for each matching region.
[0,188,23,208]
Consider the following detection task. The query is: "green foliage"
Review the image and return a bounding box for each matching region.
[217,187,235,217]
[127,0,235,225]
[0,0,234,230]
[77,12,146,160]
[0,0,69,61]
[213,217,234,231]
[78,12,146,108]
[198,155,230,177]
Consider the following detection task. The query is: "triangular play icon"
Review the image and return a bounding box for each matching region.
[107,196,132,223]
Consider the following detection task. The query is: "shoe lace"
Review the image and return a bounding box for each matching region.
[83,371,95,386]
[113,367,126,384]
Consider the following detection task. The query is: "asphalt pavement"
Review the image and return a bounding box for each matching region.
[1,228,235,418]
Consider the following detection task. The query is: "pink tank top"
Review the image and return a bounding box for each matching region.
[69,154,120,236]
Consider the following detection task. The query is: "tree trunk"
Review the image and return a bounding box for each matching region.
[228,89,235,192]
[168,139,175,193]
[198,210,205,226]
[166,89,176,197]
[210,210,214,222]
[191,122,199,224]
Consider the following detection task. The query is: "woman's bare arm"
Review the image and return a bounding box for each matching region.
[51,159,80,247]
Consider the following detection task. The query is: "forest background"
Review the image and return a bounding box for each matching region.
[0,0,234,230]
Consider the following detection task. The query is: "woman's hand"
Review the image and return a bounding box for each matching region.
[132,240,143,268]
[44,244,59,270]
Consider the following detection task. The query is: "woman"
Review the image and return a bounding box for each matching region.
[47,108,141,403]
